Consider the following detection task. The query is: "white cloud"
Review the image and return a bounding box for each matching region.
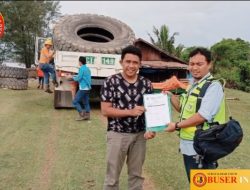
[59,1,250,47]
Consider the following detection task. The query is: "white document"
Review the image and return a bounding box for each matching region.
[143,93,171,128]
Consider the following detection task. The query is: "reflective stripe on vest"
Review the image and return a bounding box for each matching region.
[179,76,226,140]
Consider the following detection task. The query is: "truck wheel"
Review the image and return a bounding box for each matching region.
[0,66,28,79]
[53,14,136,54]
[0,78,28,90]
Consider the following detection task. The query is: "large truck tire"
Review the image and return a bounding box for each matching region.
[53,14,136,54]
[0,66,28,79]
[0,78,28,90]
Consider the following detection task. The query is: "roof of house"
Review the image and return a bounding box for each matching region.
[135,38,187,65]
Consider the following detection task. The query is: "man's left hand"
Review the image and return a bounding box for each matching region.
[144,131,156,140]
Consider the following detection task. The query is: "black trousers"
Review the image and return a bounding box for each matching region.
[38,77,44,85]
[183,154,217,182]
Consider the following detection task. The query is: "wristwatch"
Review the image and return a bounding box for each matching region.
[175,122,180,131]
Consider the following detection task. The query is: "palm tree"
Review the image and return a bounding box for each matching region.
[175,44,185,58]
[148,25,184,57]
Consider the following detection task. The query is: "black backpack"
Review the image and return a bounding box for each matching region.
[193,79,243,163]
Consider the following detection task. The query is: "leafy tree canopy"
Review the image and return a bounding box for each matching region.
[0,1,61,68]
[210,38,250,91]
[211,38,250,66]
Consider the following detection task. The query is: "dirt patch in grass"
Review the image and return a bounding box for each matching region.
[143,173,156,190]
[32,111,59,190]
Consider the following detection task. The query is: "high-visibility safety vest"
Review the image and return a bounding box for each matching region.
[39,47,53,64]
[179,75,226,140]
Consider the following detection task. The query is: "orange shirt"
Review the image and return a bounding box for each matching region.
[36,67,44,77]
[151,76,188,91]
[39,47,54,64]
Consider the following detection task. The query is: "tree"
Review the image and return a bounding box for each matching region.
[211,38,250,67]
[0,1,61,68]
[148,24,184,57]
[211,38,250,91]
[175,44,185,58]
[0,43,11,64]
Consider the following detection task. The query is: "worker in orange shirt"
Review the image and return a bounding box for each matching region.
[36,66,44,89]
[39,38,58,93]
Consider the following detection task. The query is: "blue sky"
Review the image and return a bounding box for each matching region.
[60,1,250,48]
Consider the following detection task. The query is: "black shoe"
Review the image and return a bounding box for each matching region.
[75,111,85,121]
[53,80,59,87]
[83,112,90,120]
[45,89,53,93]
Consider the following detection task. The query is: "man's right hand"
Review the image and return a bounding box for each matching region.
[130,105,145,117]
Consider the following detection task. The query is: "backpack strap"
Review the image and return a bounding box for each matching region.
[196,79,215,129]
[195,79,214,112]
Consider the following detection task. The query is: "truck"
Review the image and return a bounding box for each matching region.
[35,37,124,108]
[35,13,136,108]
[35,14,188,108]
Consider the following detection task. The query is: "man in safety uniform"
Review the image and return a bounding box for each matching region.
[165,48,225,182]
[39,38,58,93]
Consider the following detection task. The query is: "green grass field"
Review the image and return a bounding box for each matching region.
[0,80,249,190]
